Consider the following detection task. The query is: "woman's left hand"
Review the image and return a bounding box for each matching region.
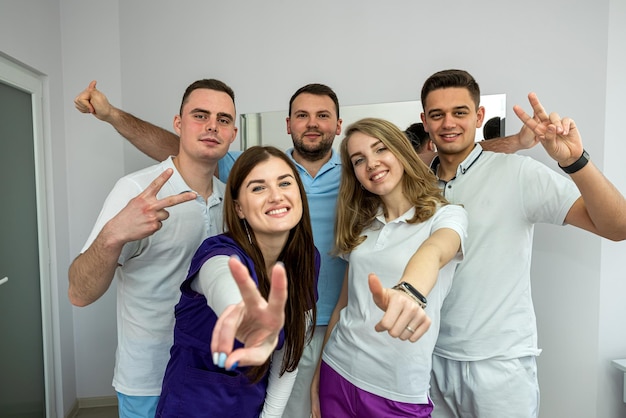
[211,256,288,370]
[368,273,431,342]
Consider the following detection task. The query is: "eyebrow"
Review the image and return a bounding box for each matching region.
[293,109,333,116]
[427,105,470,116]
[245,173,295,188]
[349,139,382,160]
[190,108,234,122]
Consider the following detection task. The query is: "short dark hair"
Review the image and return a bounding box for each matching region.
[288,83,340,118]
[404,122,430,153]
[179,79,235,115]
[421,69,481,111]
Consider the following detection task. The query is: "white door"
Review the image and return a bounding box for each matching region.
[0,57,55,417]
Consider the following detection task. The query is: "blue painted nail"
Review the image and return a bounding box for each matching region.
[218,352,227,368]
[228,361,239,371]
[231,254,241,262]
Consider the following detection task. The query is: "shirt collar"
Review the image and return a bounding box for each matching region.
[430,143,484,180]
[163,156,224,203]
[374,206,416,225]
[286,148,341,177]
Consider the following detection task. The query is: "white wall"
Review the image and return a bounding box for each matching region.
[0,1,75,417]
[2,0,625,416]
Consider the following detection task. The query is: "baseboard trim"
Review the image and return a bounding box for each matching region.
[65,400,79,418]
[65,396,118,418]
[79,396,118,409]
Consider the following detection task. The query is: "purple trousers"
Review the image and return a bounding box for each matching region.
[319,361,433,418]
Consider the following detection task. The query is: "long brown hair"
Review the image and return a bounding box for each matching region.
[334,118,448,255]
[224,146,317,381]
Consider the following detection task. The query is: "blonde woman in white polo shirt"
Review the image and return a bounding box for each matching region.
[311,118,468,418]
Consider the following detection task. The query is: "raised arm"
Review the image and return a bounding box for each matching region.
[68,169,196,306]
[479,117,539,154]
[74,80,180,161]
[368,225,462,342]
[514,92,626,241]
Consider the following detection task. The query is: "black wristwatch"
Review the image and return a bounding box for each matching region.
[559,150,590,174]
[392,281,427,309]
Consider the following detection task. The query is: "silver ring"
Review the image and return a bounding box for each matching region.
[405,325,415,333]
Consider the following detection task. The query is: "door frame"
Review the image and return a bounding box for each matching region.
[0,54,57,417]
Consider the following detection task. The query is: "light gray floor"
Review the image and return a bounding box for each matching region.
[75,406,118,418]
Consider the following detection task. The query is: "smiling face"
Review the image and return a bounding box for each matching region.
[420,87,485,160]
[173,88,237,163]
[287,93,342,162]
[346,131,405,200]
[235,156,303,244]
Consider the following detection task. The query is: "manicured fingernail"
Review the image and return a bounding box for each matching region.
[212,352,219,366]
[231,254,241,262]
[228,361,239,371]
[218,352,227,368]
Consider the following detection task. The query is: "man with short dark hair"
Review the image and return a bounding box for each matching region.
[69,79,237,417]
[420,69,626,418]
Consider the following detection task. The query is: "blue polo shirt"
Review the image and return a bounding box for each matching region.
[286,148,346,326]
[218,149,346,326]
[218,151,243,181]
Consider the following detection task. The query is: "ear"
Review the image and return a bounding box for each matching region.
[286,117,292,135]
[235,201,245,219]
[420,113,428,130]
[475,106,486,129]
[228,126,238,144]
[336,118,343,135]
[173,115,182,136]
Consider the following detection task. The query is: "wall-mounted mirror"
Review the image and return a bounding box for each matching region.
[241,94,506,150]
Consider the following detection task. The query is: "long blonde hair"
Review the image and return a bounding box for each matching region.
[334,117,448,255]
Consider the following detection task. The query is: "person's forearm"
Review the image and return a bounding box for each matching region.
[107,107,180,161]
[569,162,626,240]
[68,227,124,307]
[480,133,523,154]
[261,348,297,418]
[400,228,462,295]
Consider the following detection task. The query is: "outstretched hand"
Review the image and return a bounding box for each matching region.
[106,169,196,244]
[368,274,431,342]
[211,256,288,370]
[513,93,584,167]
[74,80,114,121]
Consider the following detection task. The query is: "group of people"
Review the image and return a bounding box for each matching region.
[69,69,626,418]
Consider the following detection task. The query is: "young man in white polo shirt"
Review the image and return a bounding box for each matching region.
[421,69,626,418]
[69,79,237,417]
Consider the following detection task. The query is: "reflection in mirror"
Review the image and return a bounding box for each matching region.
[241,94,506,151]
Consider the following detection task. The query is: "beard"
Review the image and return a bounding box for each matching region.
[292,132,334,162]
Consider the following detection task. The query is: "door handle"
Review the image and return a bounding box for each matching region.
[0,277,8,286]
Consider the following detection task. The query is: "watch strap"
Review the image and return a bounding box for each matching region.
[559,150,589,174]
[392,282,427,309]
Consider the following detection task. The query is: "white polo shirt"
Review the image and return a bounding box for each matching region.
[81,157,225,396]
[322,204,467,403]
[432,145,580,361]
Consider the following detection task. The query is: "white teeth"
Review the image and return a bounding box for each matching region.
[267,208,288,215]
[372,172,386,181]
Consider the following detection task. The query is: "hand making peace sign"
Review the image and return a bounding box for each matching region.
[106,168,197,244]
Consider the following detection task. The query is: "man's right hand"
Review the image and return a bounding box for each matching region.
[74,80,114,122]
[106,169,197,244]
